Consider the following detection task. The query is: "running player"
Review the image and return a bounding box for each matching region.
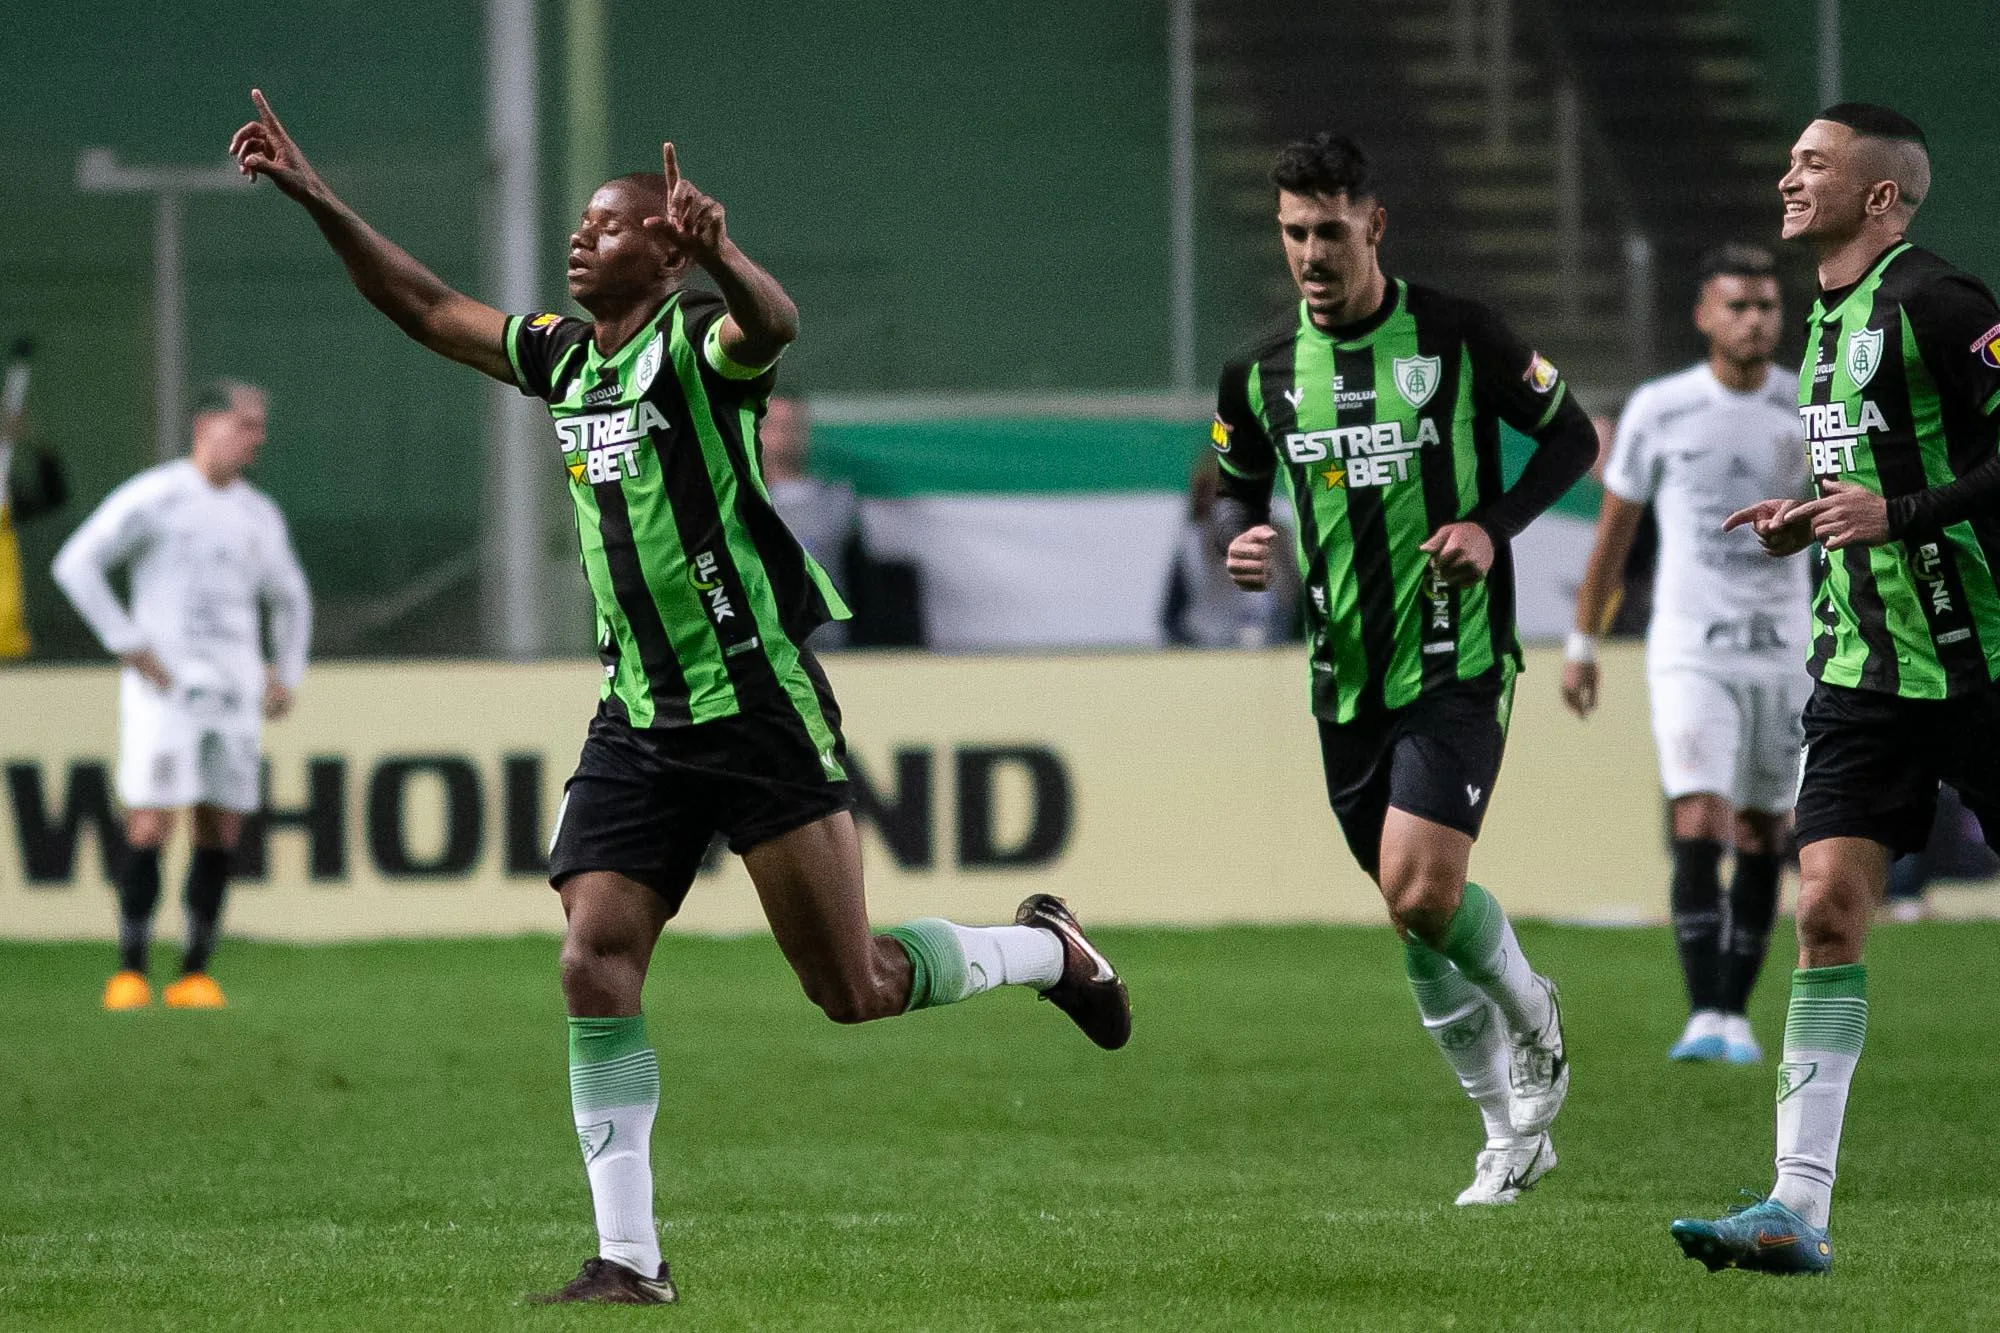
[1671,104,2000,1276]
[1215,134,1596,1205]
[53,379,311,1010]
[1562,243,1809,1065]
[228,91,1130,1304]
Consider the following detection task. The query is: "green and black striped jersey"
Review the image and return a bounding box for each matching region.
[1212,279,1579,723]
[1800,243,2000,698]
[507,290,851,738]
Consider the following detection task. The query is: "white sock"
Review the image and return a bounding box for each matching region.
[1438,883,1552,1039]
[1770,965,1867,1230]
[569,1019,662,1276]
[1406,943,1520,1145]
[886,919,1064,1007]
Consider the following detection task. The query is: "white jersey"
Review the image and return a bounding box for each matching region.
[54,459,311,726]
[1604,363,1812,678]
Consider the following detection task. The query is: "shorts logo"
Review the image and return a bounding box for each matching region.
[1465,784,1483,807]
[1973,321,2000,370]
[1392,355,1441,409]
[1523,352,1560,394]
[1845,326,1883,389]
[1210,416,1233,453]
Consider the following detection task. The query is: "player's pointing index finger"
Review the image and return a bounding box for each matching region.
[251,88,288,138]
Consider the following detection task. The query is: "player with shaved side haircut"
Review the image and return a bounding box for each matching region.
[230,89,1130,1305]
[1672,104,2000,1276]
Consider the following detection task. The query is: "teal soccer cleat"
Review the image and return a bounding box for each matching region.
[1670,1197,1831,1275]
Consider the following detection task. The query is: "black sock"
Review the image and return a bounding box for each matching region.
[180,848,232,976]
[1722,851,1783,1013]
[1670,838,1725,1014]
[116,847,162,974]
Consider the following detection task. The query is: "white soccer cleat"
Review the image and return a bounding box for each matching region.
[1507,975,1569,1135]
[1721,1012,1763,1064]
[1455,1133,1557,1205]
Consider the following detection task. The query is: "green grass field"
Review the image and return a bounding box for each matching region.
[5,920,1999,1331]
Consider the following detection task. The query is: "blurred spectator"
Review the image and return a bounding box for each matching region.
[1161,455,1298,647]
[1884,786,1999,921]
[762,395,860,648]
[1,337,68,659]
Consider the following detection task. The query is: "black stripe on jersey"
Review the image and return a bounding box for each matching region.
[1258,339,1333,715]
[1336,346,1397,712]
[1415,325,1465,691]
[594,481,694,726]
[647,373,787,712]
[1844,552,1900,693]
[1471,388,1514,668]
[1804,322,1840,678]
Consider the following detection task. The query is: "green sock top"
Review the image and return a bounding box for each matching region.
[568,1014,649,1066]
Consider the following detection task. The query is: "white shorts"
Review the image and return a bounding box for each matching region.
[1647,666,1811,813]
[117,678,263,813]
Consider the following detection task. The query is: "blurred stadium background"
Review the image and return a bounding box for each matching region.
[7,6,2000,1326]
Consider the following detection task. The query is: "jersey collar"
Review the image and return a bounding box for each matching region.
[1812,241,1911,325]
[585,291,683,373]
[1299,278,1403,350]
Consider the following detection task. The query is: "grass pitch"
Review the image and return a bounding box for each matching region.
[5,920,2000,1330]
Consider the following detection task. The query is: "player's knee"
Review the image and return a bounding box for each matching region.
[1794,878,1866,961]
[805,975,889,1025]
[558,930,641,1003]
[1380,862,1461,938]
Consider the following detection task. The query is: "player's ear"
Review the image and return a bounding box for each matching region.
[1367,203,1387,248]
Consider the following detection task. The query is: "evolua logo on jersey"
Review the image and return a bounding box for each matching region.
[557,400,669,484]
[1845,326,1883,389]
[1392,355,1441,409]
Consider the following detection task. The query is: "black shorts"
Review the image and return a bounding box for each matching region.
[546,660,854,914]
[1794,678,2000,856]
[1318,675,1513,879]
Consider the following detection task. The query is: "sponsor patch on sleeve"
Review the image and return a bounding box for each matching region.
[1210,415,1233,453]
[1971,320,2000,370]
[1523,352,1561,394]
[528,312,562,330]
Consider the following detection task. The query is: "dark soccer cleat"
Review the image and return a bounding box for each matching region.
[1670,1197,1831,1276]
[1016,893,1130,1050]
[525,1256,679,1305]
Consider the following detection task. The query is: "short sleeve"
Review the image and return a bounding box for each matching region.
[505,312,590,402]
[1601,387,1658,503]
[1907,272,2000,419]
[1465,303,1569,433]
[1211,359,1275,481]
[673,293,779,402]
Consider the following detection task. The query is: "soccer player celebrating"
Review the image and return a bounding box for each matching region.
[1671,104,2000,1276]
[228,91,1129,1304]
[1213,134,1596,1205]
[53,379,311,1010]
[1562,243,1809,1066]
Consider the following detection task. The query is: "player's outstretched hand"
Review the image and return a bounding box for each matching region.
[1790,480,1890,551]
[642,142,728,267]
[229,89,324,203]
[1722,497,1814,556]
[263,673,295,721]
[1560,658,1599,718]
[1225,524,1278,591]
[1419,520,1494,587]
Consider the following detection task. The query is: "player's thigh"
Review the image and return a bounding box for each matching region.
[1734,672,1812,816]
[196,729,263,823]
[740,809,880,983]
[1792,683,1937,857]
[547,719,713,918]
[117,694,198,812]
[1317,713,1395,881]
[1647,668,1742,803]
[1383,680,1508,844]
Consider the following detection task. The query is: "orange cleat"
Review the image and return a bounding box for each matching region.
[102,970,153,1011]
[163,973,226,1009]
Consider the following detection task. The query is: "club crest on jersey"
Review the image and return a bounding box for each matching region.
[634,332,664,393]
[1845,326,1883,389]
[1972,321,2000,371]
[1391,354,1441,409]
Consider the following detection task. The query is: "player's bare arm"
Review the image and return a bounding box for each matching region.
[228,89,512,383]
[644,142,798,368]
[1721,497,1814,556]
[1561,492,1646,718]
[1225,523,1278,590]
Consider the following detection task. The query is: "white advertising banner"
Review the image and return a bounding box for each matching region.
[0,646,1672,941]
